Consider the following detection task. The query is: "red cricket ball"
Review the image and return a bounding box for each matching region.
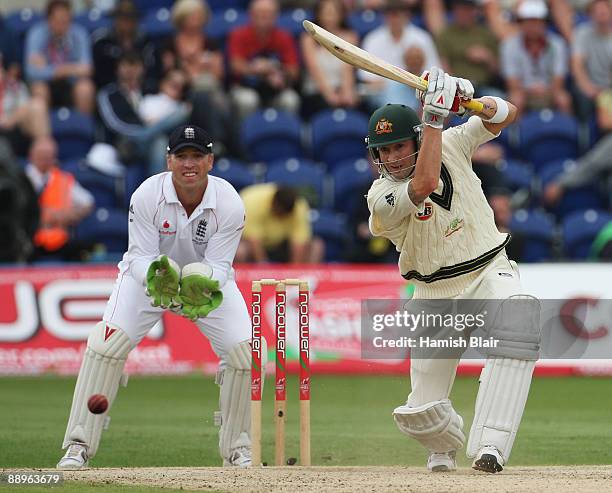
[87,394,109,414]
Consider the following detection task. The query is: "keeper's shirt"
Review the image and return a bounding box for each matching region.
[367,116,510,298]
[119,173,245,288]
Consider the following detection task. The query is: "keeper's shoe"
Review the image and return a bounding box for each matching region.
[472,445,504,473]
[57,442,89,469]
[427,450,457,472]
[223,446,252,468]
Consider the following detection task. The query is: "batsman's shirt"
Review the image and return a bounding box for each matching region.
[119,172,245,288]
[367,116,510,298]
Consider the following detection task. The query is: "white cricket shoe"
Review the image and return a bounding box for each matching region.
[223,445,252,468]
[427,450,456,472]
[57,442,89,469]
[472,445,504,473]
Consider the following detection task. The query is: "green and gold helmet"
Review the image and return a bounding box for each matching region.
[366,104,423,181]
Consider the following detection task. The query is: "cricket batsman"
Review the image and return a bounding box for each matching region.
[57,125,262,468]
[366,67,540,473]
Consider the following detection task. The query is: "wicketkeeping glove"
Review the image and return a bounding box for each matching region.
[145,255,180,308]
[176,263,223,321]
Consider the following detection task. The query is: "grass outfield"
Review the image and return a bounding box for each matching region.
[1,375,612,471]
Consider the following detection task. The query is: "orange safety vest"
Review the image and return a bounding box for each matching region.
[34,167,75,251]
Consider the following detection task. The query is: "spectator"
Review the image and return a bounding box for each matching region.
[300,0,360,119]
[0,54,51,157]
[24,0,95,115]
[25,136,95,261]
[543,88,612,206]
[570,0,612,120]
[237,184,324,263]
[160,0,230,150]
[139,69,190,125]
[228,0,301,120]
[360,0,440,111]
[0,137,39,262]
[437,0,502,95]
[97,52,190,174]
[92,0,157,90]
[500,0,572,114]
[0,13,21,78]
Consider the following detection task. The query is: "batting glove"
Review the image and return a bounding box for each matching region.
[420,67,456,129]
[175,263,223,321]
[145,255,181,308]
[454,77,475,116]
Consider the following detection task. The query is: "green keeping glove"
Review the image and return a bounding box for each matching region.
[176,266,223,321]
[145,255,180,308]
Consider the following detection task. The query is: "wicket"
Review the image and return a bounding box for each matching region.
[251,278,311,467]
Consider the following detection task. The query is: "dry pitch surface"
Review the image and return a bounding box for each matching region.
[61,466,612,493]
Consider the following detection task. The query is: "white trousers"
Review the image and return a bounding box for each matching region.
[103,271,252,366]
[407,253,523,407]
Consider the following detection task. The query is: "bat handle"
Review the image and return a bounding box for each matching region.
[463,98,484,113]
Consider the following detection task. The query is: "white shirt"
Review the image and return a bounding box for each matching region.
[120,172,245,288]
[138,93,181,125]
[360,24,440,82]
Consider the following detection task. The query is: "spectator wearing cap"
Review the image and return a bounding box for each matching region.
[25,136,95,261]
[24,0,95,115]
[159,0,230,150]
[570,0,612,120]
[237,183,324,264]
[97,52,190,175]
[92,0,157,90]
[228,0,301,120]
[437,0,502,96]
[300,0,360,120]
[359,0,440,111]
[500,0,572,114]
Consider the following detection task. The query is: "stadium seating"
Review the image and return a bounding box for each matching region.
[75,207,128,254]
[74,9,111,33]
[141,7,174,40]
[62,161,122,209]
[518,110,579,168]
[311,109,369,168]
[510,209,555,262]
[348,9,383,38]
[210,158,257,191]
[538,159,606,219]
[562,209,612,259]
[51,108,95,162]
[241,109,303,162]
[498,159,534,192]
[277,8,313,38]
[332,158,373,216]
[310,209,349,262]
[206,8,248,42]
[5,8,42,38]
[265,158,326,207]
[132,0,173,13]
[124,166,147,205]
[208,0,249,12]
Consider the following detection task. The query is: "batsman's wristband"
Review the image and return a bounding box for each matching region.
[482,96,509,124]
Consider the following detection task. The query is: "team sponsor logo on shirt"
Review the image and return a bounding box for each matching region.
[385,192,396,207]
[444,217,464,237]
[375,118,393,134]
[415,201,433,220]
[159,219,176,236]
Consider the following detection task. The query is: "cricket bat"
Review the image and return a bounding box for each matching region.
[302,20,484,114]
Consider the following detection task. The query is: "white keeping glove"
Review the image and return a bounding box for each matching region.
[420,67,457,129]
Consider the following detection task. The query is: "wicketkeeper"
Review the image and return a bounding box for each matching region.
[57,125,263,469]
[366,67,541,473]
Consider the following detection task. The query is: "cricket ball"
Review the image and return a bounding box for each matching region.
[87,394,109,414]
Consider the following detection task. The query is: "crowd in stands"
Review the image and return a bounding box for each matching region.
[0,0,610,264]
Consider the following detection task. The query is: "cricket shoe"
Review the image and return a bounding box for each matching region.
[57,442,89,469]
[472,445,504,473]
[427,450,457,472]
[223,446,252,468]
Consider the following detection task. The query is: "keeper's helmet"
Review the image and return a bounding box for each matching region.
[366,104,422,181]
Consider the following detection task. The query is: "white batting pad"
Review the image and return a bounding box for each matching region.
[62,322,132,457]
[393,399,465,453]
[467,357,535,461]
[217,338,267,461]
